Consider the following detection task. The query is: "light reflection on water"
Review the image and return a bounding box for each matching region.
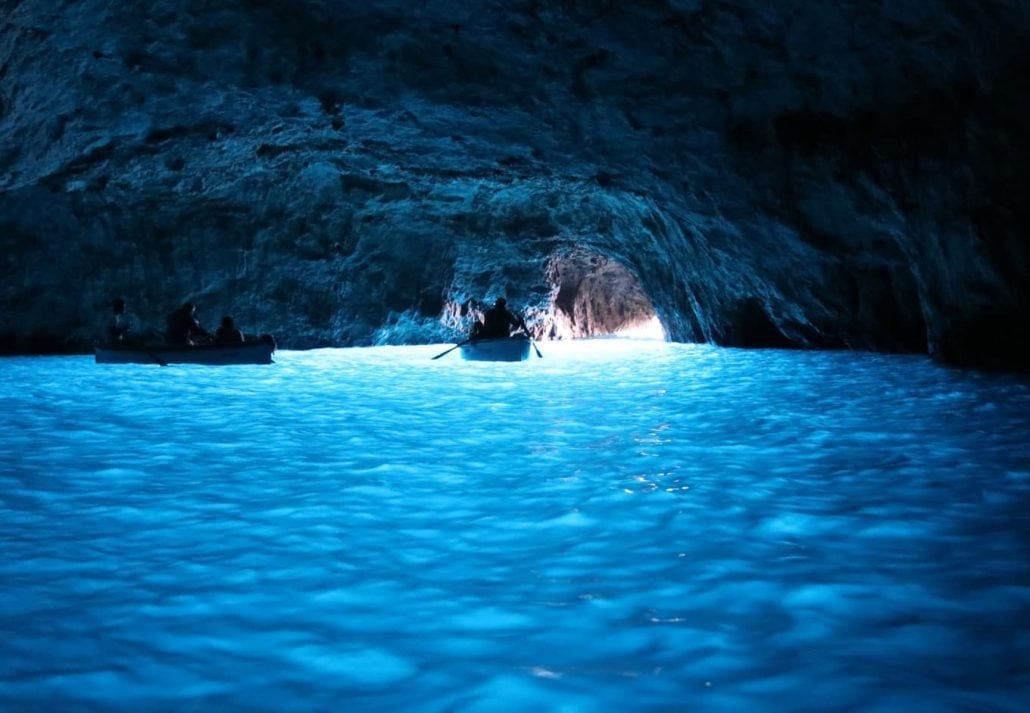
[1,341,1029,711]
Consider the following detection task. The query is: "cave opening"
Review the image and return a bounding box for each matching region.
[542,248,664,340]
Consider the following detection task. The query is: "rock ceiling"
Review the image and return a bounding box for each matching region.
[1,0,1028,369]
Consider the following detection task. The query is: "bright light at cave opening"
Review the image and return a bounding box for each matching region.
[615,316,667,340]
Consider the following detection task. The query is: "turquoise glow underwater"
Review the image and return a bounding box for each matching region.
[1,341,1028,710]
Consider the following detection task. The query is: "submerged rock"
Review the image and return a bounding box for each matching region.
[1,0,1027,369]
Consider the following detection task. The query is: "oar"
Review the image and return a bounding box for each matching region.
[520,328,542,358]
[136,329,168,366]
[431,339,469,360]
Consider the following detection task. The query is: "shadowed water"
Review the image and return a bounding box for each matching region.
[1,341,1028,711]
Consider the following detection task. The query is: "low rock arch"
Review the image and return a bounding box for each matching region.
[540,247,663,340]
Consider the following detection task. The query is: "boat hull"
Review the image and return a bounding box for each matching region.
[95,336,276,365]
[459,337,532,362]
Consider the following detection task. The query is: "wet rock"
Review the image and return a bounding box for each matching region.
[0,0,1028,370]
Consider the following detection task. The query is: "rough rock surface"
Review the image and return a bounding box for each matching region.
[1,0,1028,369]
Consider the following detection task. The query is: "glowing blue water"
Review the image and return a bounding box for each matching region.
[1,341,1028,711]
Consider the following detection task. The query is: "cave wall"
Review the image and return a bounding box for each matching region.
[1,0,1028,369]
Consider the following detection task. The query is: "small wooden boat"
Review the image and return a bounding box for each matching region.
[94,335,276,365]
[460,336,533,362]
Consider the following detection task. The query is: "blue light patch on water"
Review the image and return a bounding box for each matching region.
[0,341,1028,710]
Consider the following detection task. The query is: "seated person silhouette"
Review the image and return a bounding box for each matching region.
[106,297,136,344]
[166,302,210,345]
[214,315,245,344]
[477,298,528,339]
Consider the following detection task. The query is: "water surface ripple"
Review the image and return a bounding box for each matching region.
[1,342,1028,711]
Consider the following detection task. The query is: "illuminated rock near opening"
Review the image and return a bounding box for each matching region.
[0,0,1027,369]
[543,249,657,340]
